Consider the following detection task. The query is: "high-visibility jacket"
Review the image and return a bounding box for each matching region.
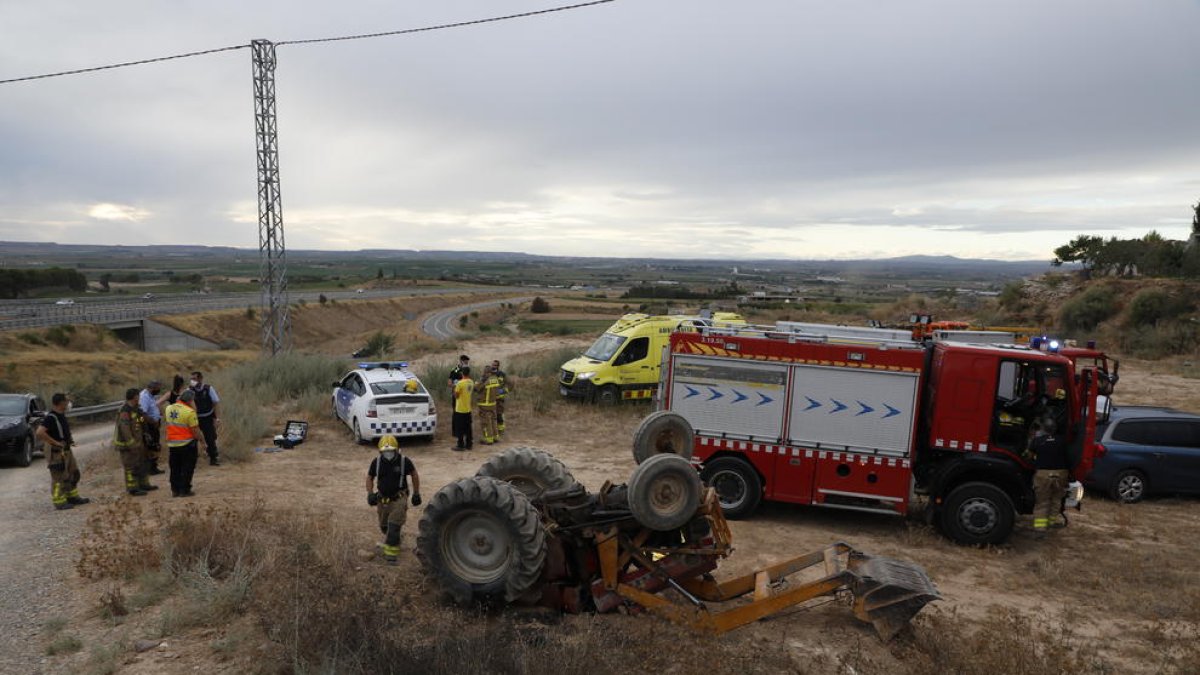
[477,376,500,408]
[164,402,199,447]
[453,378,474,414]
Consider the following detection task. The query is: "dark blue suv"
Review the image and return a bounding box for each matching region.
[1087,406,1200,503]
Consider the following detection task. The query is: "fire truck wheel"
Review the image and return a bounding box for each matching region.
[476,446,581,499]
[416,476,546,605]
[700,457,762,519]
[632,411,695,464]
[1110,469,1147,503]
[939,482,1015,546]
[595,385,620,406]
[628,454,703,531]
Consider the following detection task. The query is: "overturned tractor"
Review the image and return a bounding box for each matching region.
[416,446,939,639]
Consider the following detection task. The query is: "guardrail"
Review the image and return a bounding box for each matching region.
[67,401,123,419]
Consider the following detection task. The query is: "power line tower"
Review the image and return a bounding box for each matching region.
[251,39,290,355]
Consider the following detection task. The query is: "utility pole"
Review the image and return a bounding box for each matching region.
[251,39,290,354]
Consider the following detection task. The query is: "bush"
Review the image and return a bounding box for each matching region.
[45,324,76,347]
[530,296,552,313]
[1058,286,1118,333]
[360,331,395,358]
[1126,288,1193,327]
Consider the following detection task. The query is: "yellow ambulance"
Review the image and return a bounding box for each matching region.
[559,312,745,404]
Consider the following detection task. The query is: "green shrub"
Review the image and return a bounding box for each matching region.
[1058,286,1118,332]
[18,331,46,346]
[530,296,552,313]
[360,331,395,358]
[1126,288,1193,327]
[45,324,76,347]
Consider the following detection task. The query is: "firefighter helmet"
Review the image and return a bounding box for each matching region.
[404,379,418,393]
[378,435,399,451]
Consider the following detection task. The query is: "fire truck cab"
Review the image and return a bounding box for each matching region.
[661,323,1105,545]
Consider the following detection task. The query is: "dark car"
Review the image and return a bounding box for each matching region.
[1087,405,1200,503]
[0,393,46,467]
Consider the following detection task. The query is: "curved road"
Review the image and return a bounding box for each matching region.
[421,296,533,340]
[0,286,528,331]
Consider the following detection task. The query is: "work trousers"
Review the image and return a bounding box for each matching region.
[142,419,162,468]
[376,492,410,562]
[169,441,199,495]
[118,447,149,492]
[198,415,219,461]
[478,406,497,443]
[48,447,81,506]
[496,399,505,432]
[1033,469,1069,530]
[452,411,473,449]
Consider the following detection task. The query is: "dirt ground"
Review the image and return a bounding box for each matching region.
[20,333,1200,674]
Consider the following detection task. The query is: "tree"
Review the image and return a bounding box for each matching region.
[530,297,552,314]
[1052,235,1105,271]
[376,267,384,280]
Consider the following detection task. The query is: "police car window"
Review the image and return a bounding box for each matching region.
[617,337,650,365]
[352,375,367,396]
[341,374,357,389]
[371,380,423,395]
[1111,420,1157,445]
[585,333,627,361]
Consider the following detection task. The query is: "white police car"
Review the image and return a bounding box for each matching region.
[332,362,436,443]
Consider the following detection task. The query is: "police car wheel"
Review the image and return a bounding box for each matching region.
[701,457,762,519]
[352,418,367,445]
[940,482,1015,546]
[416,476,546,605]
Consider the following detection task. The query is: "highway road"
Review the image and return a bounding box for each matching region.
[0,286,526,331]
[421,296,532,340]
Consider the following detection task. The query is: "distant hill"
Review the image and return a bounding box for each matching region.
[0,241,1059,277]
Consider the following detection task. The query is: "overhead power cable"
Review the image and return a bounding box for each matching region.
[276,0,615,46]
[0,0,617,85]
[0,45,249,85]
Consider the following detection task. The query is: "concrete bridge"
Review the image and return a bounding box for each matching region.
[104,318,219,352]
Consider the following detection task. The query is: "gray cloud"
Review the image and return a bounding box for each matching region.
[2,1,1199,259]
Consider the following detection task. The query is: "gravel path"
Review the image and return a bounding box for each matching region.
[0,424,109,674]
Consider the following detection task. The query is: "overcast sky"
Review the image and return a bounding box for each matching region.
[2,1,1198,261]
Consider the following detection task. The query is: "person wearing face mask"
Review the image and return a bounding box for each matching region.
[36,393,89,510]
[365,435,421,564]
[138,380,170,475]
[189,371,222,466]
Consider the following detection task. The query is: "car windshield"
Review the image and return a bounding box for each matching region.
[584,333,627,362]
[370,380,425,396]
[0,396,26,416]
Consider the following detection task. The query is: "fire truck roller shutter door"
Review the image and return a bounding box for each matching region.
[669,356,788,442]
[788,365,920,457]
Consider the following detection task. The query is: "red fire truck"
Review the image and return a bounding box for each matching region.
[655,323,1112,545]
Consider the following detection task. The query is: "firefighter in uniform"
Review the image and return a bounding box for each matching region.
[491,359,510,434]
[1030,416,1069,536]
[165,389,206,497]
[451,366,474,451]
[365,435,421,564]
[113,388,156,496]
[476,365,500,445]
[36,393,90,510]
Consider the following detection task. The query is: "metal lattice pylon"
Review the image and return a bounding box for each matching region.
[251,39,290,354]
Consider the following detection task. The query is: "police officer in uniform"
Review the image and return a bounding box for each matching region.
[36,393,90,510]
[138,380,168,475]
[448,354,470,388]
[366,435,421,564]
[113,388,156,496]
[189,371,222,466]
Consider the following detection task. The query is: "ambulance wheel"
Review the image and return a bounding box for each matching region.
[632,411,694,464]
[416,476,546,605]
[595,385,619,406]
[701,457,762,519]
[939,482,1015,546]
[476,446,580,499]
[628,454,703,531]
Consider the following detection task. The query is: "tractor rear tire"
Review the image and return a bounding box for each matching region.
[632,411,694,464]
[627,454,702,531]
[416,476,546,605]
[475,446,580,499]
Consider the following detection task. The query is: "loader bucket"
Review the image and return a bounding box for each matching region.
[847,553,941,640]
